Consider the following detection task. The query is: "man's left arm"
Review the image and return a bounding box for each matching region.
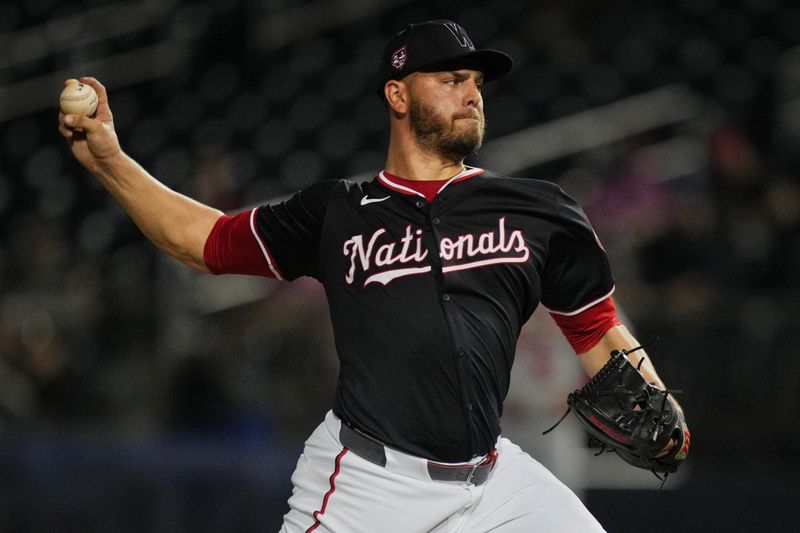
[542,186,689,465]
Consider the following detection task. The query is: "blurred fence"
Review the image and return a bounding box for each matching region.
[0,433,298,533]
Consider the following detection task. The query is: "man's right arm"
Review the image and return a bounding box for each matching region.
[58,77,222,272]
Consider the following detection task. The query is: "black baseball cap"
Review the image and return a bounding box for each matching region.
[376,19,513,97]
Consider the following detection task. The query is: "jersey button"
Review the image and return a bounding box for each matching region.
[432,217,441,225]
[415,200,425,209]
[467,403,474,412]
[442,294,451,302]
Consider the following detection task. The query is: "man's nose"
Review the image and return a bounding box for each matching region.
[463,80,482,108]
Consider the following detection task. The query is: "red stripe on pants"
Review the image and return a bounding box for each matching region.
[306,448,348,532]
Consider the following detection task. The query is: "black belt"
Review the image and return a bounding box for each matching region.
[339,423,497,486]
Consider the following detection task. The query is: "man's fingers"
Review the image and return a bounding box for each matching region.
[58,112,76,139]
[78,76,110,113]
[655,438,677,458]
[62,113,99,133]
[79,76,106,96]
[58,120,73,139]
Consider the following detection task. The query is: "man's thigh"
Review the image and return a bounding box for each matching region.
[463,438,606,532]
[280,415,471,533]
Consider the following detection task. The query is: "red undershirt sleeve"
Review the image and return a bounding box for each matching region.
[203,209,284,279]
[548,296,622,354]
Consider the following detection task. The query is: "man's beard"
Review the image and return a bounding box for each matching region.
[408,99,485,161]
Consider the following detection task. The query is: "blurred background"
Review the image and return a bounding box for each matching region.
[1,0,799,531]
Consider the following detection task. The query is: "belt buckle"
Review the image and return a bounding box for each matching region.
[468,449,497,484]
[465,462,481,484]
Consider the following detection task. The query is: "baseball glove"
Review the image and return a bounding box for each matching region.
[544,347,690,481]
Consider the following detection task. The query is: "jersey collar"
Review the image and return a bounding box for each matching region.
[377,166,485,199]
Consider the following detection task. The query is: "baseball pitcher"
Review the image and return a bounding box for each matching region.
[59,19,689,533]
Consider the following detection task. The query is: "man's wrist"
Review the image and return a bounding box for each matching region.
[93,149,129,178]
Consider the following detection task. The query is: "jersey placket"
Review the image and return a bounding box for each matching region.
[423,190,479,456]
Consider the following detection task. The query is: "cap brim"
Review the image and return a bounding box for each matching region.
[415,49,513,82]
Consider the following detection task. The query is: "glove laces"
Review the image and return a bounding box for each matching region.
[541,342,654,436]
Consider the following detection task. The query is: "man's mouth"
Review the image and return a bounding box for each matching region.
[453,111,481,121]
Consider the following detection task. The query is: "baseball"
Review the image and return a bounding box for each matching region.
[59,80,98,116]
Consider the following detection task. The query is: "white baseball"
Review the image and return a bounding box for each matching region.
[60,80,98,116]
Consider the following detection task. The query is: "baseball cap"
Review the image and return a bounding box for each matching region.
[376,20,513,97]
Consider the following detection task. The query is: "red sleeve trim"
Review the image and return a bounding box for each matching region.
[548,295,621,354]
[203,208,284,279]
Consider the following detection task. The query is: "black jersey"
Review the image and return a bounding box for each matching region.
[205,168,615,462]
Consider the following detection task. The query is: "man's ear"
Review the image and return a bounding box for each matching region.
[385,79,409,114]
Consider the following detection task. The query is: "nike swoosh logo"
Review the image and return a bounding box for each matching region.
[360,195,390,206]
